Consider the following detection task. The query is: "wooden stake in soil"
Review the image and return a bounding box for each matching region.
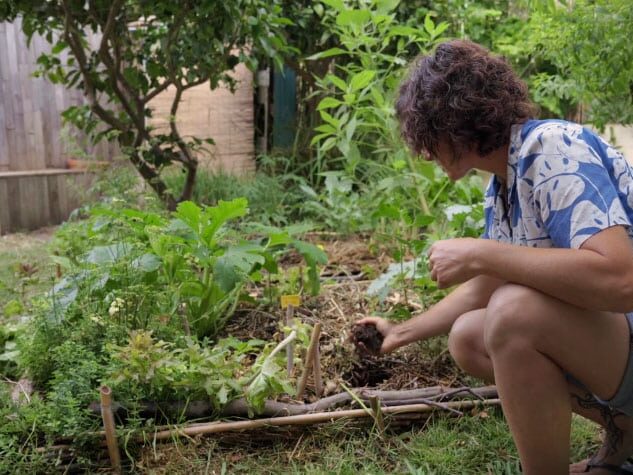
[100,386,122,475]
[286,304,295,377]
[296,322,322,400]
[313,344,323,397]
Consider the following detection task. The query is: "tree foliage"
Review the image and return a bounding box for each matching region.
[526,0,633,127]
[0,0,291,209]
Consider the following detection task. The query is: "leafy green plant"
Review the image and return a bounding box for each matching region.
[309,0,447,175]
[106,322,311,414]
[526,0,633,127]
[164,168,303,226]
[46,198,327,340]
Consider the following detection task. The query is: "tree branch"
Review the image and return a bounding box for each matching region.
[60,0,128,132]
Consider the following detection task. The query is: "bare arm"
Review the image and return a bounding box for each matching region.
[430,225,633,313]
[359,274,503,353]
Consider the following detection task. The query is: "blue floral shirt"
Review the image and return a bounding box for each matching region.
[483,119,633,248]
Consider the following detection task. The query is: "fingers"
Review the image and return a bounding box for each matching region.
[356,317,382,326]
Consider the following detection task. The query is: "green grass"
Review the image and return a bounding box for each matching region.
[136,409,601,474]
[0,231,56,314]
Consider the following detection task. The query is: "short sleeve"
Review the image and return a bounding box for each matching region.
[522,128,631,249]
[481,177,496,239]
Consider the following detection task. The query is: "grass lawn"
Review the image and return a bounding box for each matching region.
[135,410,600,474]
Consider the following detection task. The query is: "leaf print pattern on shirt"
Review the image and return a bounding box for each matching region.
[483,119,633,249]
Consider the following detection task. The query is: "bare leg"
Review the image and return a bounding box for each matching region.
[568,383,633,473]
[447,299,633,474]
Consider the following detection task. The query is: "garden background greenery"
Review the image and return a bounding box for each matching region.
[0,0,631,472]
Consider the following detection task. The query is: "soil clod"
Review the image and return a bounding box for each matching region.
[350,323,384,355]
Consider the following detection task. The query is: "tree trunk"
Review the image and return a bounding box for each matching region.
[128,150,178,211]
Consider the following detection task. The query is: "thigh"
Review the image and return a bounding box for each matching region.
[485,284,630,401]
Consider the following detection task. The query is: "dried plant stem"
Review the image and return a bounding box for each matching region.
[270,330,297,360]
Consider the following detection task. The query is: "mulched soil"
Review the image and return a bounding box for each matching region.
[137,234,473,473]
[223,234,468,398]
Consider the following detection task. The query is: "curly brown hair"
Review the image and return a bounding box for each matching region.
[396,40,535,158]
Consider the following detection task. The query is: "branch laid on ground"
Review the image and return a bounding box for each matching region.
[90,385,497,419]
[146,398,502,441]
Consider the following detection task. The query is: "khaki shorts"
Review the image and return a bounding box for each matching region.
[568,312,633,416]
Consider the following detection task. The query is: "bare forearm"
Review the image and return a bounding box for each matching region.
[392,275,504,347]
[474,239,633,312]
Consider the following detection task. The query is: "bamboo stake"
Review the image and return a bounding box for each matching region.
[100,386,122,474]
[313,345,323,397]
[369,396,384,432]
[296,322,322,400]
[147,398,501,441]
[286,304,294,377]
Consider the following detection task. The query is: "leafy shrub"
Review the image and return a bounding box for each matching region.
[164,168,304,226]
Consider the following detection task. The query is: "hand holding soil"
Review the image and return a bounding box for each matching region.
[350,323,385,355]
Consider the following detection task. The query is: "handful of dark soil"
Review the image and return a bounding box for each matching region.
[350,323,384,355]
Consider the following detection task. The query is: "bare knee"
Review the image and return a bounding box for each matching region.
[483,283,542,355]
[448,311,488,377]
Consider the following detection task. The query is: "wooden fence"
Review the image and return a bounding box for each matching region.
[0,18,256,234]
[0,18,117,172]
[0,170,92,234]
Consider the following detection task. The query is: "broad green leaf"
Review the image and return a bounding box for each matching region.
[314,123,336,134]
[214,245,265,292]
[387,25,422,37]
[320,136,337,153]
[319,110,339,127]
[414,215,436,227]
[423,14,436,36]
[375,0,400,14]
[433,21,449,38]
[317,97,344,110]
[367,260,420,301]
[84,242,132,264]
[307,47,347,60]
[373,203,400,220]
[336,10,371,27]
[201,198,249,245]
[267,233,292,247]
[131,253,162,273]
[292,240,328,296]
[175,201,202,232]
[320,0,345,10]
[310,132,331,146]
[345,115,358,143]
[350,70,376,92]
[326,74,347,92]
[48,276,80,313]
[370,87,385,107]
